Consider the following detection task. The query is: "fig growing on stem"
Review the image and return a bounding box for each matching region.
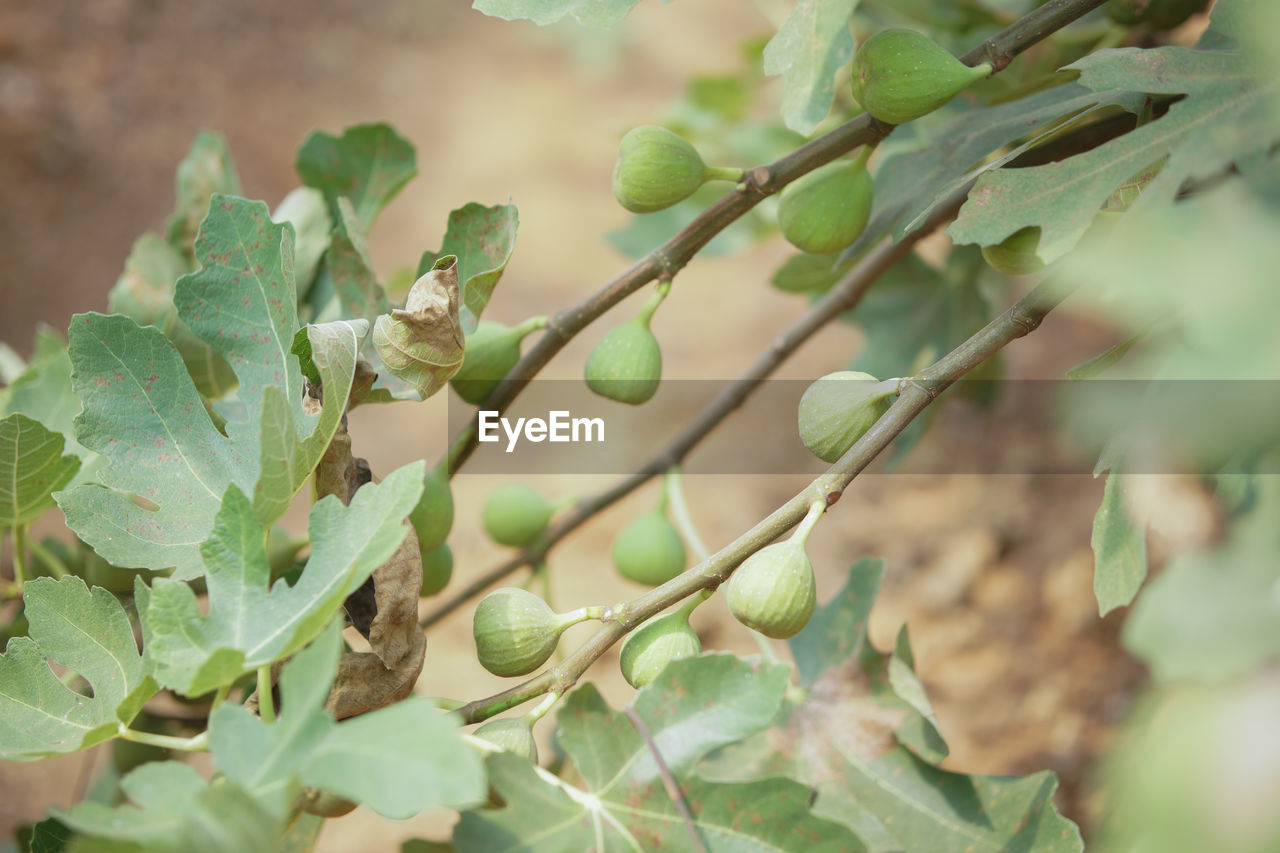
[450,318,546,405]
[475,717,539,764]
[777,147,874,254]
[797,371,898,463]
[584,286,665,405]
[619,601,702,688]
[472,587,594,676]
[726,502,825,639]
[419,543,453,597]
[981,227,1047,275]
[613,508,686,586]
[851,29,993,125]
[482,483,552,548]
[612,125,743,213]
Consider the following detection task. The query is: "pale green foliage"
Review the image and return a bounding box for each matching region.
[1092,472,1148,616]
[296,123,417,232]
[763,0,860,134]
[0,414,79,531]
[417,201,520,334]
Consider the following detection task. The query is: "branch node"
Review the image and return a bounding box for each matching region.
[1009,304,1044,335]
[824,488,844,506]
[905,377,941,400]
[980,39,1012,72]
[746,166,772,193]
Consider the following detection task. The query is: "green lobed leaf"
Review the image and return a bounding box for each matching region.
[137,462,424,696]
[209,620,485,819]
[456,654,862,851]
[57,196,361,577]
[272,186,332,303]
[327,196,390,325]
[296,123,417,232]
[471,0,641,27]
[0,576,157,760]
[165,130,242,254]
[0,414,80,531]
[0,329,94,464]
[1091,471,1148,616]
[789,556,883,687]
[948,37,1280,261]
[417,201,519,333]
[762,0,859,134]
[55,761,281,853]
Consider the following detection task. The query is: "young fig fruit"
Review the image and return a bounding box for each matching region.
[726,541,817,639]
[612,510,686,586]
[619,607,702,688]
[482,483,552,548]
[612,126,742,213]
[475,717,539,764]
[584,288,664,405]
[420,543,453,597]
[473,587,587,676]
[450,318,545,405]
[1105,0,1205,28]
[410,467,454,554]
[797,371,897,463]
[777,149,874,255]
[851,29,992,125]
[981,227,1047,275]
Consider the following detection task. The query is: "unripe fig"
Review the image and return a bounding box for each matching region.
[475,717,539,764]
[410,467,454,553]
[852,29,992,125]
[797,371,897,463]
[981,227,1046,275]
[1105,0,1205,28]
[619,609,701,688]
[584,288,664,405]
[451,318,545,405]
[726,541,816,639]
[612,126,743,214]
[420,543,453,597]
[612,510,686,586]
[301,789,358,818]
[473,587,587,677]
[777,150,874,254]
[482,484,552,548]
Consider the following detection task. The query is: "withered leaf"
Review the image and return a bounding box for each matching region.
[365,524,424,668]
[326,629,426,720]
[372,255,465,399]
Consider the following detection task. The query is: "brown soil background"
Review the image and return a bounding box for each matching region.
[0,1,1165,848]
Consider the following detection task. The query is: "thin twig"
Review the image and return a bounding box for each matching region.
[439,0,1108,476]
[458,275,1072,723]
[625,705,708,853]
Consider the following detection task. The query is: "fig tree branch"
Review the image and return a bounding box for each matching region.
[457,274,1073,723]
[420,187,969,631]
[439,0,1108,475]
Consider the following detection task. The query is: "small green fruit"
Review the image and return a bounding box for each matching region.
[981,227,1046,275]
[451,320,542,405]
[482,484,551,548]
[619,611,701,688]
[475,717,539,764]
[726,541,816,639]
[797,371,896,463]
[410,468,454,553]
[473,587,575,676]
[612,126,708,213]
[852,29,992,125]
[612,511,686,586]
[777,157,874,254]
[584,309,663,406]
[420,543,453,597]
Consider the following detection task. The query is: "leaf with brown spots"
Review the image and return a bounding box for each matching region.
[373,256,466,400]
[417,201,519,334]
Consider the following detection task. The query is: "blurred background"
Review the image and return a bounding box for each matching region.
[0,0,1197,848]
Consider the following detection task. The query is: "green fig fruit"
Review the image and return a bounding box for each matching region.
[777,152,874,254]
[584,290,664,405]
[482,483,551,548]
[852,29,992,125]
[475,717,539,764]
[612,510,686,586]
[451,318,545,405]
[619,610,701,688]
[473,587,585,676]
[797,371,897,463]
[410,467,454,554]
[612,126,742,214]
[1105,0,1206,28]
[420,543,453,597]
[726,540,817,639]
[981,227,1047,275]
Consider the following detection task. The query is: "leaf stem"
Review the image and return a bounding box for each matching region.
[257,666,276,723]
[24,535,68,579]
[625,704,709,853]
[10,525,28,587]
[704,165,746,183]
[522,690,561,725]
[665,467,708,562]
[789,500,827,548]
[211,682,232,711]
[116,723,210,752]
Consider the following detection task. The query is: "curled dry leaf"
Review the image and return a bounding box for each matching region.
[373,255,465,399]
[366,525,425,668]
[327,628,427,720]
